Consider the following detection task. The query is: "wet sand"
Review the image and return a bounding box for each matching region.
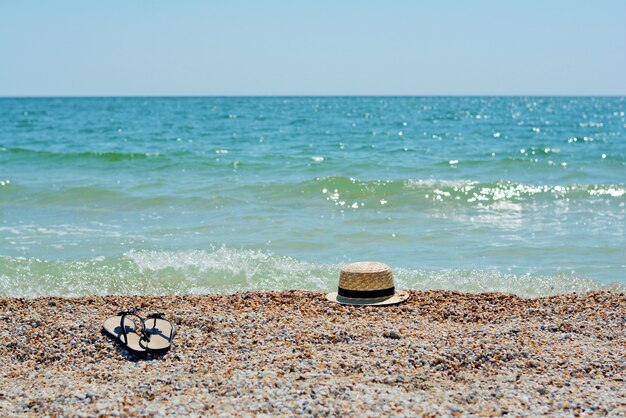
[1,290,624,416]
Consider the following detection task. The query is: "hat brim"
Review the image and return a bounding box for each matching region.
[325,290,409,306]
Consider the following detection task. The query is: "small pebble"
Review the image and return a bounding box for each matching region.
[383,331,402,339]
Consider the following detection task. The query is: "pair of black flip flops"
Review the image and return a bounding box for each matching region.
[102,309,176,357]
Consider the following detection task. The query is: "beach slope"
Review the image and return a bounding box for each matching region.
[1,291,624,416]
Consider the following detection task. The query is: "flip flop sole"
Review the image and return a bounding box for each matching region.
[102,315,149,357]
[144,317,176,354]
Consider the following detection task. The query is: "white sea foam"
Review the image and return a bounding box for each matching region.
[0,249,622,298]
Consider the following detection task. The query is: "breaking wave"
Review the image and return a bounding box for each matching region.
[0,247,622,298]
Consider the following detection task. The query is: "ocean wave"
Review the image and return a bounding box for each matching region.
[0,146,168,162]
[295,177,626,206]
[0,248,622,298]
[4,176,624,209]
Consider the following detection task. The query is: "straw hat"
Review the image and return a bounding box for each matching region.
[326,261,409,306]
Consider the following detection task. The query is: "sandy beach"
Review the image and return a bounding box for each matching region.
[1,290,624,416]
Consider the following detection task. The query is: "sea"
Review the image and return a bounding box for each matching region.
[1,96,624,297]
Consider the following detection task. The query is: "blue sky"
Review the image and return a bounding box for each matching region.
[0,1,624,96]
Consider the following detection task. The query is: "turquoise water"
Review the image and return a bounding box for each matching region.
[1,97,624,297]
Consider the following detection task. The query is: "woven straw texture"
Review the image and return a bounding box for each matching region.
[339,261,393,291]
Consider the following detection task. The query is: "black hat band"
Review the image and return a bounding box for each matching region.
[337,286,395,299]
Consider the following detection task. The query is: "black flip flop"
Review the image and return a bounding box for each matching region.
[143,312,176,355]
[102,309,149,357]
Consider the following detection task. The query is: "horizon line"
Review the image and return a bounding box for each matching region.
[1,94,625,99]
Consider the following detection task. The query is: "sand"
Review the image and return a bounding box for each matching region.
[1,290,624,416]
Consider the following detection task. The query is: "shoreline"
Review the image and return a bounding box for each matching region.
[1,290,625,416]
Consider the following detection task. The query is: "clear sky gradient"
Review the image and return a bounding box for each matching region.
[1,0,624,96]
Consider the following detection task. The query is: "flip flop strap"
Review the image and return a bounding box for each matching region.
[147,312,165,329]
[118,309,149,345]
